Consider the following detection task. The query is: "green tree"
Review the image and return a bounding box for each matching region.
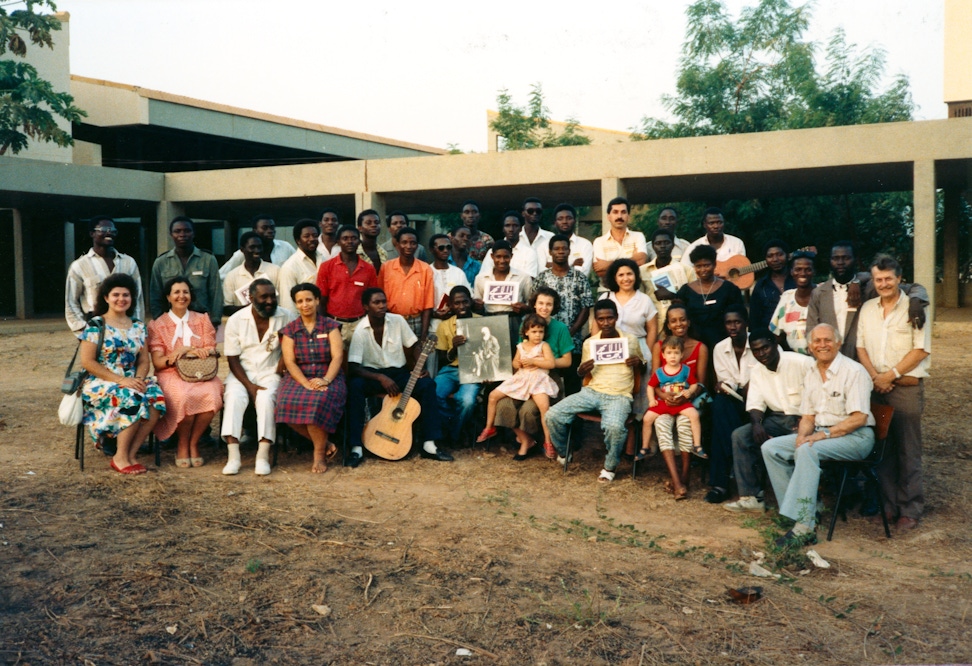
[0,0,85,155]
[490,84,590,150]
[630,0,935,279]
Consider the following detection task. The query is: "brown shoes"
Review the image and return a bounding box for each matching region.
[895,516,919,531]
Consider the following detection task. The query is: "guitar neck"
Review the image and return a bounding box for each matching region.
[731,246,817,278]
[397,338,436,410]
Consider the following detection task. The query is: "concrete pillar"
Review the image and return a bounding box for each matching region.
[913,160,937,324]
[12,209,33,319]
[600,178,627,236]
[942,188,962,308]
[156,200,186,254]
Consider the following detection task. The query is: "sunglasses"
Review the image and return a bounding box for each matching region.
[524,208,542,215]
[435,244,452,251]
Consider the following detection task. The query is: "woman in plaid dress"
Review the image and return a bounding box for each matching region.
[275,283,347,473]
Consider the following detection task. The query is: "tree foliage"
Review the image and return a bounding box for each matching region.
[633,0,913,139]
[490,83,590,150]
[629,0,938,279]
[0,0,85,155]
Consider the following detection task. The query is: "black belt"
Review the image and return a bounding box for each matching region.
[334,315,362,323]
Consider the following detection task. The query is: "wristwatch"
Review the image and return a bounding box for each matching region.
[820,427,831,438]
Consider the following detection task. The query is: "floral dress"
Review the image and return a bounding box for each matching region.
[81,319,166,442]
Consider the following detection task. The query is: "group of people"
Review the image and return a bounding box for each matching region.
[65,198,931,540]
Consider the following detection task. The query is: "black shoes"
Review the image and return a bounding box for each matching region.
[420,448,454,462]
[775,528,818,549]
[344,451,363,468]
[704,487,728,504]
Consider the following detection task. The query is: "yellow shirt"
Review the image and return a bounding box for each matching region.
[582,331,645,398]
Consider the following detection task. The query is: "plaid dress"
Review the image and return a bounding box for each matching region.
[275,316,347,433]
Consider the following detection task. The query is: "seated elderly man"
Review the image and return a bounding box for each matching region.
[545,299,644,483]
[221,278,294,476]
[725,328,813,513]
[762,323,875,546]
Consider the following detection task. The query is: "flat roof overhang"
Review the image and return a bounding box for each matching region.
[164,118,972,214]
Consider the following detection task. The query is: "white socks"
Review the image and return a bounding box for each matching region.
[254,440,272,476]
[423,440,438,455]
[222,443,241,475]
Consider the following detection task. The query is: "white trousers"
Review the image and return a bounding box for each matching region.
[221,374,280,443]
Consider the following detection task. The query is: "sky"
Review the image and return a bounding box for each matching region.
[60,0,945,152]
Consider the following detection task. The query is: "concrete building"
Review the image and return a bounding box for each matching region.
[3,4,971,322]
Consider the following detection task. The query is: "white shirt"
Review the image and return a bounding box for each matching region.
[317,236,341,263]
[219,240,295,279]
[348,313,417,370]
[713,337,757,390]
[479,241,540,278]
[473,268,534,314]
[519,227,555,270]
[832,281,854,339]
[680,234,746,267]
[799,352,875,427]
[856,289,931,379]
[746,351,815,415]
[223,306,295,384]
[431,264,471,334]
[607,291,657,341]
[222,260,281,307]
[535,232,594,277]
[640,259,693,328]
[671,236,691,262]
[277,251,320,312]
[593,228,650,266]
[65,248,143,334]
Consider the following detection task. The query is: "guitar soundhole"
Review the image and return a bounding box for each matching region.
[392,408,404,420]
[728,268,740,278]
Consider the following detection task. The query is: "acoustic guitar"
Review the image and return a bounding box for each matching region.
[362,334,438,460]
[717,246,817,290]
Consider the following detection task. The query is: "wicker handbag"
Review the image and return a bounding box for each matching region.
[175,351,220,382]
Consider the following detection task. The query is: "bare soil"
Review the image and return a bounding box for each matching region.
[1,321,970,665]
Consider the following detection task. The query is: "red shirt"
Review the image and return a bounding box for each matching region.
[316,254,377,319]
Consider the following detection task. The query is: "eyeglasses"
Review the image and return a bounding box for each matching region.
[524,208,542,215]
[435,244,452,251]
[93,227,117,234]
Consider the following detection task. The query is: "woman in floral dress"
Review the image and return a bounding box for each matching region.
[80,273,165,475]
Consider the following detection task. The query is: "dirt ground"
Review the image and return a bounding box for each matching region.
[1,319,970,665]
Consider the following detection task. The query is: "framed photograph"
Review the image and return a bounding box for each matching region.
[591,336,629,365]
[457,315,513,383]
[483,280,518,305]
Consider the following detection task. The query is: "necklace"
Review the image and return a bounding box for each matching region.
[700,279,717,305]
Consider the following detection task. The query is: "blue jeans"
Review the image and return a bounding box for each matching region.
[434,365,481,443]
[763,427,874,527]
[546,387,632,472]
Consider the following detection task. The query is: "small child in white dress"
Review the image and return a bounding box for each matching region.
[477,315,560,459]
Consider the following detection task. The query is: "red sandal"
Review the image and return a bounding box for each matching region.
[476,427,497,443]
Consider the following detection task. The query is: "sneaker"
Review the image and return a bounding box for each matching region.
[724,496,766,513]
[598,469,616,483]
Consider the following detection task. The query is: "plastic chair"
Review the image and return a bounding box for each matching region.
[824,402,895,541]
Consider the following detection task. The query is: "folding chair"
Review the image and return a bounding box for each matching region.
[824,402,894,541]
[75,423,158,471]
[562,372,641,475]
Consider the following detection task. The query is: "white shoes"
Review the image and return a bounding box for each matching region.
[222,443,241,475]
[724,496,766,513]
[254,441,272,476]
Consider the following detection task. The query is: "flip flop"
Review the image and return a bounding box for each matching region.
[692,445,708,460]
[674,487,689,501]
[324,443,339,463]
[476,427,498,443]
[110,460,140,475]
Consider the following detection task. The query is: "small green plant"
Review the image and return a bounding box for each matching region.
[245,558,262,573]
